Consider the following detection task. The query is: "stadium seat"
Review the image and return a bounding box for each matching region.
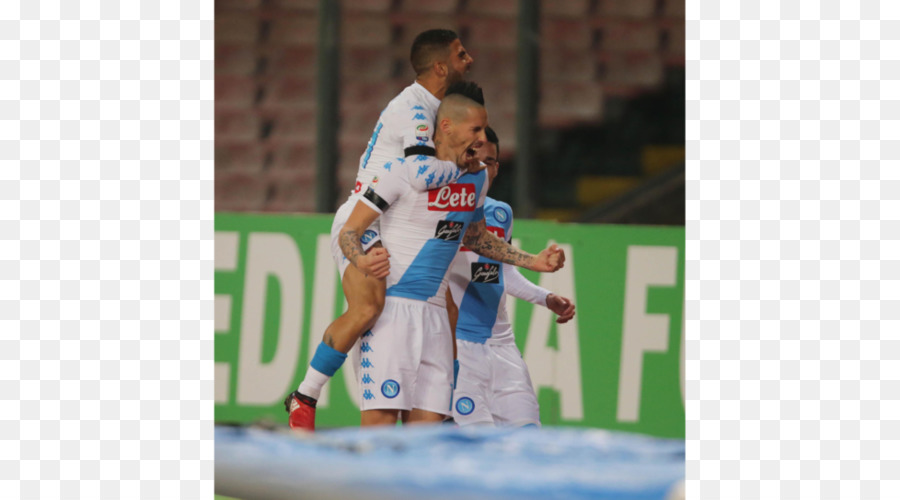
[663,0,685,18]
[216,0,262,10]
[595,22,659,53]
[263,77,316,110]
[264,170,317,213]
[542,19,592,49]
[269,0,317,11]
[539,82,603,125]
[659,22,685,62]
[343,0,392,13]
[541,0,591,18]
[341,47,395,81]
[597,53,663,89]
[216,13,259,43]
[341,14,393,47]
[340,80,400,114]
[216,44,257,77]
[540,48,595,82]
[264,108,317,142]
[466,18,517,49]
[216,76,258,109]
[216,110,260,142]
[594,0,655,19]
[481,81,516,113]
[265,46,317,77]
[467,48,517,84]
[397,0,459,14]
[215,142,266,173]
[394,17,462,54]
[488,109,517,154]
[269,143,316,172]
[462,0,517,18]
[216,172,268,212]
[268,15,318,46]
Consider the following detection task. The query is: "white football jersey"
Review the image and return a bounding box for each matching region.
[358,161,489,308]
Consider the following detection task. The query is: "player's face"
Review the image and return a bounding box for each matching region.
[449,106,488,151]
[445,39,473,85]
[483,143,500,185]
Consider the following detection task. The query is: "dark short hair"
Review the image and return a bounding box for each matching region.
[445,81,485,106]
[485,126,499,157]
[410,29,459,76]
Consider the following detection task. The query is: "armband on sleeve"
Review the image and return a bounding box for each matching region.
[503,264,551,305]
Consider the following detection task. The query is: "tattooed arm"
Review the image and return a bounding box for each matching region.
[462,219,565,272]
[339,200,391,279]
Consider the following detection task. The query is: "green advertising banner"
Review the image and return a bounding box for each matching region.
[215,212,684,438]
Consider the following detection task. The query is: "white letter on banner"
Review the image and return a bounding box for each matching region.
[307,233,361,408]
[237,233,303,405]
[215,231,239,404]
[523,242,583,420]
[617,246,677,422]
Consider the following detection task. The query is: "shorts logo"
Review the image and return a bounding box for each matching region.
[415,124,429,142]
[493,207,509,223]
[471,263,500,283]
[456,397,475,415]
[428,184,476,211]
[434,220,463,241]
[360,230,378,245]
[381,379,400,399]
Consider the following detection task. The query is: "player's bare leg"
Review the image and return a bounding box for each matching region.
[285,244,386,431]
[361,409,400,427]
[407,409,446,425]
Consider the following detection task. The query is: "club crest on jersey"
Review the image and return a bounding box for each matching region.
[360,229,378,245]
[434,220,463,241]
[381,379,400,399]
[428,184,476,211]
[493,207,509,223]
[456,397,475,415]
[415,124,429,142]
[471,263,500,283]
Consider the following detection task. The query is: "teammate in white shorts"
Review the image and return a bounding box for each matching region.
[446,127,576,427]
[340,89,567,427]
[285,29,482,431]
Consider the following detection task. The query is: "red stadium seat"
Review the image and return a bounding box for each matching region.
[341,47,395,81]
[539,82,603,126]
[269,0,317,11]
[540,48,596,82]
[466,18,517,49]
[264,170,317,213]
[397,0,459,15]
[216,76,258,109]
[270,143,316,172]
[263,77,316,110]
[264,108,317,142]
[268,15,318,46]
[467,48,517,84]
[595,0,655,20]
[215,141,266,173]
[265,46,317,77]
[343,0,393,13]
[462,0,517,18]
[542,19,593,49]
[216,110,260,142]
[341,14,393,47]
[216,44,257,77]
[663,0,685,19]
[541,0,591,18]
[216,172,268,212]
[597,53,664,89]
[216,0,262,10]
[216,13,259,43]
[595,21,659,53]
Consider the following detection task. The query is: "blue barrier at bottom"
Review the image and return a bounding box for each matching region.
[215,424,685,500]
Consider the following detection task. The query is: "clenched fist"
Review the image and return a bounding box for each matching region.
[357,247,391,279]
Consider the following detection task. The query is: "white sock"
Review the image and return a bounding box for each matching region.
[297,367,330,400]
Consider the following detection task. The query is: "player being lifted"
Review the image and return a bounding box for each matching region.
[339,86,566,426]
[446,127,576,427]
[285,29,483,431]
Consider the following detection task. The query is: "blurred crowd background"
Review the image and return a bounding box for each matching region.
[214,0,685,225]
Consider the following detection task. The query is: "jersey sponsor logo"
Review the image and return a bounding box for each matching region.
[460,226,505,251]
[456,397,475,415]
[427,184,476,211]
[360,229,378,245]
[471,262,500,283]
[381,379,400,399]
[494,207,509,223]
[435,220,463,241]
[415,124,429,142]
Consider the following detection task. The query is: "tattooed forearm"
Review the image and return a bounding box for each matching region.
[463,222,535,268]
[339,228,366,267]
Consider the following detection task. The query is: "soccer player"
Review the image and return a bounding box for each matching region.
[285,30,481,431]
[339,89,567,427]
[446,127,576,427]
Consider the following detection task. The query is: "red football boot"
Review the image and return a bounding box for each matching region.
[284,391,317,431]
